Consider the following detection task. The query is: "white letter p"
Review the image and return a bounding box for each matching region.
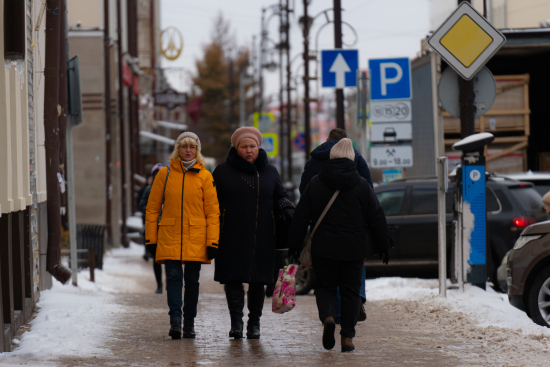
[380,62,403,96]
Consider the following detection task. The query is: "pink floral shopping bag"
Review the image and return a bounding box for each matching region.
[272,264,298,314]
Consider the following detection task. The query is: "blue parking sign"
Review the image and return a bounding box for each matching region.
[321,49,358,88]
[369,57,411,100]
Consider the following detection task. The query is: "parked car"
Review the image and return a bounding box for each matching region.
[293,176,547,295]
[501,171,550,196]
[506,220,550,328]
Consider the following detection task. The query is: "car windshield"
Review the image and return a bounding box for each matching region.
[376,189,405,216]
[509,187,543,213]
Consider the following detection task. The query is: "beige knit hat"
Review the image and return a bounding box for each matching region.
[542,191,550,206]
[176,132,201,149]
[231,127,263,147]
[330,138,355,161]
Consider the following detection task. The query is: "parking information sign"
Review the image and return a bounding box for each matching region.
[321,49,359,88]
[371,123,412,144]
[370,100,412,123]
[370,146,413,168]
[369,57,412,100]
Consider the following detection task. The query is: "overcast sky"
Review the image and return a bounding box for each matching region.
[160,0,431,97]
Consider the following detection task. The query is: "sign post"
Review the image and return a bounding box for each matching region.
[437,156,448,298]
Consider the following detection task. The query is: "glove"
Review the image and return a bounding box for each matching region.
[380,249,390,265]
[288,248,299,263]
[146,244,157,259]
[280,207,294,222]
[207,245,218,260]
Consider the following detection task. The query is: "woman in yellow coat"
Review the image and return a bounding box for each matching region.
[145,132,220,340]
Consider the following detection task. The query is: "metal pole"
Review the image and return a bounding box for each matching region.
[431,52,443,160]
[302,0,311,160]
[437,157,448,298]
[67,121,78,286]
[285,0,292,181]
[239,72,246,127]
[259,8,266,114]
[104,0,113,247]
[458,0,476,139]
[334,0,345,130]
[279,0,285,181]
[362,72,368,161]
[117,0,129,248]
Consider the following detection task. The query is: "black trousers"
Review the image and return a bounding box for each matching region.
[312,255,363,338]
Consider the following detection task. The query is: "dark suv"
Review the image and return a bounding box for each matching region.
[369,176,547,283]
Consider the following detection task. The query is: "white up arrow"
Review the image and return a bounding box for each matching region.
[329,53,351,88]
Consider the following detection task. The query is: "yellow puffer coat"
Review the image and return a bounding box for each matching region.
[145,159,220,264]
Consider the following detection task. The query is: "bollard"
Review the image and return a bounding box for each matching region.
[437,157,448,298]
[88,247,95,282]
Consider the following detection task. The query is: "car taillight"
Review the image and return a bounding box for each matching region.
[511,216,536,231]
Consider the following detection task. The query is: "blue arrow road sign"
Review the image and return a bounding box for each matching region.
[369,57,411,100]
[321,49,358,88]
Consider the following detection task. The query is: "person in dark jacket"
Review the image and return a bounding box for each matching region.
[299,128,371,322]
[299,128,372,193]
[139,164,165,293]
[288,139,391,353]
[138,174,153,261]
[213,126,294,340]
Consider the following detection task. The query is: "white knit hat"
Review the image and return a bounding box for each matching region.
[176,132,201,149]
[330,138,355,161]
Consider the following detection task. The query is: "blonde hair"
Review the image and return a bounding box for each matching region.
[170,137,206,165]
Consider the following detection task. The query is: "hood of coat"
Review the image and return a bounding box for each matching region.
[226,147,270,174]
[318,158,360,190]
[310,139,360,162]
[169,158,203,173]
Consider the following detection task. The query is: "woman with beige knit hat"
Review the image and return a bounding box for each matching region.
[145,132,220,340]
[288,138,392,352]
[212,126,294,340]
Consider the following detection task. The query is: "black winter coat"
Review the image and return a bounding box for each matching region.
[289,158,391,260]
[213,148,292,284]
[299,139,373,193]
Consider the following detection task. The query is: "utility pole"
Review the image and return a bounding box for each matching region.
[127,0,140,212]
[259,8,266,114]
[104,0,113,247]
[285,0,292,181]
[279,0,285,181]
[334,0,345,130]
[458,0,476,138]
[302,0,311,160]
[117,0,129,248]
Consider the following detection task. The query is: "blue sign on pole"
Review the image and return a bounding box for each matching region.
[369,57,412,100]
[293,132,306,151]
[321,49,358,88]
[463,165,486,267]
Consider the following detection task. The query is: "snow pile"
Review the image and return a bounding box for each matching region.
[366,277,550,336]
[0,242,148,362]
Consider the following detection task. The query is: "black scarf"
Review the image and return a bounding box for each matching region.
[226,147,270,174]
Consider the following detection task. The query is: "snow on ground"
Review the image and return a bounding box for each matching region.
[366,277,550,336]
[126,215,143,231]
[0,242,148,364]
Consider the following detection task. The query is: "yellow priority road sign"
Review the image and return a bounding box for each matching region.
[428,1,505,80]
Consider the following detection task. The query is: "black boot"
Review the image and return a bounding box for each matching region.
[225,284,245,339]
[183,323,196,339]
[155,284,162,294]
[246,288,265,339]
[169,320,181,340]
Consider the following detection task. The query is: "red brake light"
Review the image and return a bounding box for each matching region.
[511,216,536,231]
[519,184,527,188]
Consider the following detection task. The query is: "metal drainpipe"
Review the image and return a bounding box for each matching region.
[104,0,113,247]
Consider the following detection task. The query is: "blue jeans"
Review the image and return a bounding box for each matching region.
[165,260,201,323]
[335,265,366,317]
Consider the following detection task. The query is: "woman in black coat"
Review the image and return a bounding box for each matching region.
[288,139,392,353]
[213,127,294,340]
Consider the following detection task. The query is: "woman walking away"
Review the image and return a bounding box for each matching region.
[213,127,294,340]
[139,164,165,293]
[145,132,220,340]
[288,139,392,352]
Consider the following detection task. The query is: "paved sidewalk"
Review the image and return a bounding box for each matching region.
[54,255,460,367]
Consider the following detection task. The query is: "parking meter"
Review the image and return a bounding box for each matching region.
[452,132,494,290]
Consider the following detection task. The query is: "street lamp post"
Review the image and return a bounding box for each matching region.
[299,1,313,160]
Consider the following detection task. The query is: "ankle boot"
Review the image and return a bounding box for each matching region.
[225,284,245,339]
[341,336,355,352]
[169,320,181,340]
[322,317,336,350]
[183,323,196,339]
[246,289,265,339]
